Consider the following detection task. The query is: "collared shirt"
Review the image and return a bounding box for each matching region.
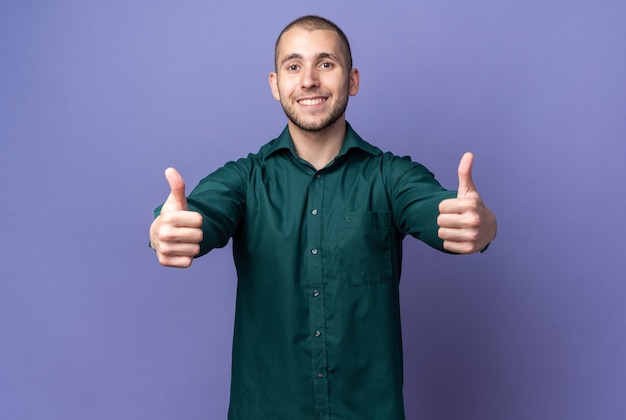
[158,123,456,419]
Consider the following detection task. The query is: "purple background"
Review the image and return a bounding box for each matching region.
[1,1,625,419]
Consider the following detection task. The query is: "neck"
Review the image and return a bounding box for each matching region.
[288,118,347,170]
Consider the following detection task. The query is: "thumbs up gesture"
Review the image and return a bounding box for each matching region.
[149,168,203,267]
[437,153,497,254]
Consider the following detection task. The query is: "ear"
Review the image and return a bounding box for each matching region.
[349,68,360,96]
[269,72,280,101]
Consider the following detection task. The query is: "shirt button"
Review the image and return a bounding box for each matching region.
[315,330,321,337]
[311,249,318,255]
[313,290,320,297]
[315,174,321,179]
[311,209,318,215]
[317,372,324,378]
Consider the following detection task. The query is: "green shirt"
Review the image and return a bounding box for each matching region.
[159,123,456,419]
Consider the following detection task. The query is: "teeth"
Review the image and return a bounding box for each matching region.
[299,98,325,106]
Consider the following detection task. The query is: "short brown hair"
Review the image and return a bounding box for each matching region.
[274,15,353,71]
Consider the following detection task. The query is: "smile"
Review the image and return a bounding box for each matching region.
[298,97,327,106]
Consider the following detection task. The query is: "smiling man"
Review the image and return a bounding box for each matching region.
[150,15,496,420]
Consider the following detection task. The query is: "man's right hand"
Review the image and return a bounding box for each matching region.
[150,167,203,268]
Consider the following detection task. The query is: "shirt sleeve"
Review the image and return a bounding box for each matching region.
[153,159,248,257]
[385,154,457,252]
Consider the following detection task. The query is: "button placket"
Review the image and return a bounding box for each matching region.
[306,171,329,417]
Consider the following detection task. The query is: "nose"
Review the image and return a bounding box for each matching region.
[301,66,320,89]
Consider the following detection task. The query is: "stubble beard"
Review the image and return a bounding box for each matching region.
[280,84,350,133]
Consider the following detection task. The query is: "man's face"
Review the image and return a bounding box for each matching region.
[270,28,359,133]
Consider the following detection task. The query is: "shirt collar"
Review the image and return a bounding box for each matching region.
[264,122,380,160]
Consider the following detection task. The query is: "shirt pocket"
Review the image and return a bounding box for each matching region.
[336,211,393,286]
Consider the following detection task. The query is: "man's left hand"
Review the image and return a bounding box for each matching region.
[437,152,497,254]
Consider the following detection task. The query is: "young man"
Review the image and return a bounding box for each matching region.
[150,15,496,420]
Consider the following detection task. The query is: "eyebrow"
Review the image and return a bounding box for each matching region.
[279,52,341,67]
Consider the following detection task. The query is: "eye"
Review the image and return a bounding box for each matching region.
[287,64,300,72]
[320,62,333,69]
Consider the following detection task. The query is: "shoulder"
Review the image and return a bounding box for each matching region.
[345,125,438,185]
[381,153,434,177]
[358,147,436,187]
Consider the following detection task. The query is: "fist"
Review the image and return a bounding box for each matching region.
[150,168,203,268]
[437,153,497,254]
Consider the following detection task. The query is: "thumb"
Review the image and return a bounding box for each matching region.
[163,167,188,211]
[457,152,477,198]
